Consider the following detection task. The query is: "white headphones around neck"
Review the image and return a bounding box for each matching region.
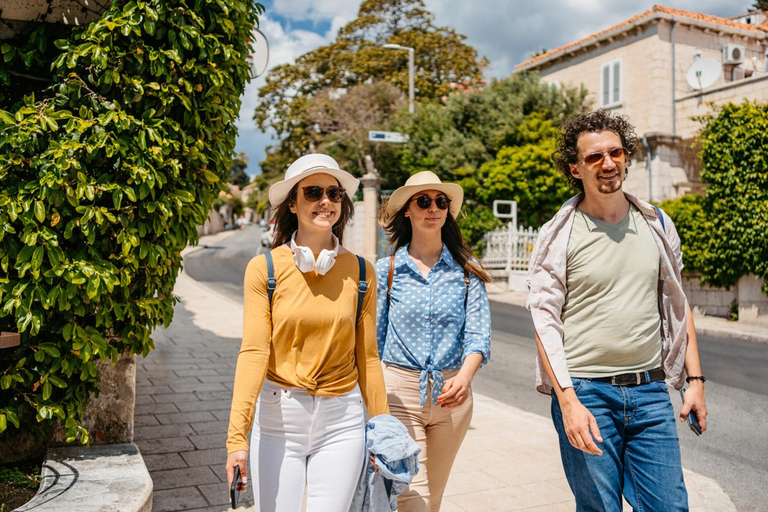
[290,231,339,276]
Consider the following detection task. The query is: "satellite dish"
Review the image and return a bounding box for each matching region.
[247,28,269,78]
[686,58,721,90]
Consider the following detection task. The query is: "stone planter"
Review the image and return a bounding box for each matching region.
[0,354,136,462]
[0,0,109,25]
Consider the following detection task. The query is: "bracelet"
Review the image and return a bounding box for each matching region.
[686,375,707,383]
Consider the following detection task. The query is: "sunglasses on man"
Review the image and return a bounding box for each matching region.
[409,194,451,210]
[579,147,628,168]
[301,186,346,203]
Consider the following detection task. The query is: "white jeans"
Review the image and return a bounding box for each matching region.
[250,380,366,512]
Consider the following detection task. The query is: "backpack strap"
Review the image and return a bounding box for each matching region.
[653,205,666,234]
[265,250,276,308]
[463,270,470,309]
[356,256,367,325]
[386,253,396,308]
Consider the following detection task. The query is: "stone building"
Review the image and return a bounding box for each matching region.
[515,5,768,202]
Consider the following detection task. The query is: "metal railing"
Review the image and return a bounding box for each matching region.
[481,224,539,274]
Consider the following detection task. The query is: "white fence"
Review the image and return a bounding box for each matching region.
[481,224,539,275]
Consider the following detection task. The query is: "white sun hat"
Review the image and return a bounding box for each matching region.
[268,153,360,206]
[386,171,464,218]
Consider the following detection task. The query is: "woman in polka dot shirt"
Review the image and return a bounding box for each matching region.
[376,171,492,512]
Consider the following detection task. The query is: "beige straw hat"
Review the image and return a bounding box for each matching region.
[268,153,360,206]
[386,171,463,218]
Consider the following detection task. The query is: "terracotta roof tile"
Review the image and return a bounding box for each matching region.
[516,5,765,70]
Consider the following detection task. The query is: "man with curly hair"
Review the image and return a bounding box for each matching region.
[526,109,708,511]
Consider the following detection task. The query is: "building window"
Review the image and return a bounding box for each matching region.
[600,59,622,108]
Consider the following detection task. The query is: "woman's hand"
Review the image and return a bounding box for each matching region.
[226,450,248,492]
[437,374,472,408]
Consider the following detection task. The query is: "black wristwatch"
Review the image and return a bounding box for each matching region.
[686,375,707,384]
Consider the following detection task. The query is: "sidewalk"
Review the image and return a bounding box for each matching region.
[133,245,737,511]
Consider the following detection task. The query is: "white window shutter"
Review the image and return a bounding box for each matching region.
[612,61,621,104]
[602,64,610,106]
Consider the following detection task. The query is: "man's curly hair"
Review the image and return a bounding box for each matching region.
[553,109,639,191]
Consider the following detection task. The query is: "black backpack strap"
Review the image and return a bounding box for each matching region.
[356,256,367,324]
[265,250,276,308]
[653,205,666,234]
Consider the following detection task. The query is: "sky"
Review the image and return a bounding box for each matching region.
[234,0,750,176]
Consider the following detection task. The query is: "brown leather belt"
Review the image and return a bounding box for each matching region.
[592,368,666,386]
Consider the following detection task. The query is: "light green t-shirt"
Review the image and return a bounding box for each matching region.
[562,204,662,377]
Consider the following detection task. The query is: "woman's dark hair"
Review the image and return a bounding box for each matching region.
[553,109,639,191]
[380,197,491,283]
[271,181,355,248]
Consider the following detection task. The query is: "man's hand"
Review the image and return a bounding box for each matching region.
[680,381,708,432]
[559,390,603,455]
[226,450,248,492]
[437,374,471,408]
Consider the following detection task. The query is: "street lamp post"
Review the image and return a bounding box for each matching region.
[383,43,415,114]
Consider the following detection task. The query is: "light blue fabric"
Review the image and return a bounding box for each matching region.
[349,414,421,512]
[375,244,492,406]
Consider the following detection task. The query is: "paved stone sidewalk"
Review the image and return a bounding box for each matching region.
[134,249,736,512]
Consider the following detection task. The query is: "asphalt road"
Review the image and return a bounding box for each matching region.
[185,225,768,511]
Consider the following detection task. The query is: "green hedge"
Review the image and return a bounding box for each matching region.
[0,0,262,442]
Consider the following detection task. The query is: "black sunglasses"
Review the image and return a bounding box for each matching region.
[301,185,346,203]
[580,147,628,168]
[410,194,451,210]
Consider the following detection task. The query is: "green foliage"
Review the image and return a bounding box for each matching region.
[696,101,768,293]
[255,0,487,177]
[228,152,250,188]
[476,114,573,228]
[658,194,707,272]
[752,0,768,11]
[399,74,591,248]
[0,0,263,441]
[0,466,41,490]
[400,74,590,184]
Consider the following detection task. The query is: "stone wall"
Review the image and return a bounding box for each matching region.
[683,273,768,324]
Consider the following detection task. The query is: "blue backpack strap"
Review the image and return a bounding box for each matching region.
[265,250,276,308]
[653,205,666,233]
[356,256,367,325]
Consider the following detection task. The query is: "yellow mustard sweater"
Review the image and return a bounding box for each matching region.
[226,246,389,453]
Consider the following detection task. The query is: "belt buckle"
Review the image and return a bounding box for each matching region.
[610,373,642,386]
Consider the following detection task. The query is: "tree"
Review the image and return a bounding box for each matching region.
[255,0,487,177]
[696,100,768,294]
[476,114,574,228]
[397,73,591,247]
[752,0,768,11]
[0,0,262,443]
[228,153,251,188]
[400,74,590,184]
[306,80,406,185]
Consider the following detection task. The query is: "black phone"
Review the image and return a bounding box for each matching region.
[230,464,242,509]
[679,389,702,436]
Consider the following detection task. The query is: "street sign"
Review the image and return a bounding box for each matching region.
[368,131,409,143]
[493,200,517,220]
[247,28,269,78]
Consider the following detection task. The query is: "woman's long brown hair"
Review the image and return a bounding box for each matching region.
[271,182,355,249]
[380,197,491,283]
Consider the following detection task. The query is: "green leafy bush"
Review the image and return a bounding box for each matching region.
[0,0,263,442]
[697,101,768,294]
[657,194,707,273]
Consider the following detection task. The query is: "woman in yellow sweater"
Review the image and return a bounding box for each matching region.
[225,154,389,512]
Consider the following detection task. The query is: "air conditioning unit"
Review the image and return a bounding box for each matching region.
[723,44,746,64]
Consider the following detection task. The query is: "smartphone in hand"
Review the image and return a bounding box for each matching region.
[230,464,243,509]
[679,388,702,436]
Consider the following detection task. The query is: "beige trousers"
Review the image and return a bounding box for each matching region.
[383,364,473,512]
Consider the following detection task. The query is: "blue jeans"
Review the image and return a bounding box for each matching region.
[551,378,688,512]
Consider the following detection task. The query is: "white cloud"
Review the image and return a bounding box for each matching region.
[425,0,745,77]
